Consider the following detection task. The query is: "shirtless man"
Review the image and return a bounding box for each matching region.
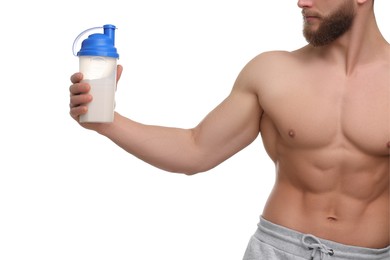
[69,0,389,259]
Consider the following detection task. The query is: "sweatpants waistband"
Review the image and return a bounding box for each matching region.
[255,217,390,260]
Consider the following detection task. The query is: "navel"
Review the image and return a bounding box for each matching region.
[288,129,296,138]
[327,216,338,222]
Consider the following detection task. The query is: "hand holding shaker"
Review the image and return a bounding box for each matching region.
[73,24,120,123]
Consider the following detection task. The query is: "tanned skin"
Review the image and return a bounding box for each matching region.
[69,0,389,249]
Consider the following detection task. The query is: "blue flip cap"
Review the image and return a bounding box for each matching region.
[77,24,119,58]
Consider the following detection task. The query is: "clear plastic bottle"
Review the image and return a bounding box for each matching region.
[74,24,119,123]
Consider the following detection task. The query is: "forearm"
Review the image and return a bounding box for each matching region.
[91,83,261,175]
[96,112,205,174]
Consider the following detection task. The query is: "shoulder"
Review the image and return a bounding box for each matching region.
[384,44,390,63]
[234,49,305,90]
[251,50,303,64]
[242,49,307,77]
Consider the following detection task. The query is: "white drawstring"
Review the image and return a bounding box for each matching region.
[302,234,335,260]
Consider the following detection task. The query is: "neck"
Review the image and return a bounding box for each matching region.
[312,4,388,75]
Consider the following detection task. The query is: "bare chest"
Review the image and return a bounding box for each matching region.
[260,69,390,156]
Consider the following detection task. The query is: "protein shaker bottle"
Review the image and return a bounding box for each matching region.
[73,24,119,123]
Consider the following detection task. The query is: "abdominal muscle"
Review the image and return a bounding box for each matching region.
[261,148,390,249]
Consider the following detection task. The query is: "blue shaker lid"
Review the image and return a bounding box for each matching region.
[77,24,119,58]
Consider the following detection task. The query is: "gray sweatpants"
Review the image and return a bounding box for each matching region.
[243,217,390,260]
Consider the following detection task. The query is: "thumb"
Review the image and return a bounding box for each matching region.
[116,64,123,83]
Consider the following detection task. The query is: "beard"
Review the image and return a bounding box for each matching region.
[303,1,356,47]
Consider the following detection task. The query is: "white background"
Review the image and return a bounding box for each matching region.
[0,1,388,259]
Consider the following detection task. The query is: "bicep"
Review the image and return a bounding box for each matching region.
[190,87,262,171]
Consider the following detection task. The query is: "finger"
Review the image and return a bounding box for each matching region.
[69,82,91,95]
[69,93,92,108]
[70,105,88,119]
[117,64,123,82]
[70,72,83,84]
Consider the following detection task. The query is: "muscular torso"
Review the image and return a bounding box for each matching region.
[255,48,390,248]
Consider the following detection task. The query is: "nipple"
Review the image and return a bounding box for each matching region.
[288,129,296,138]
[387,141,390,149]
